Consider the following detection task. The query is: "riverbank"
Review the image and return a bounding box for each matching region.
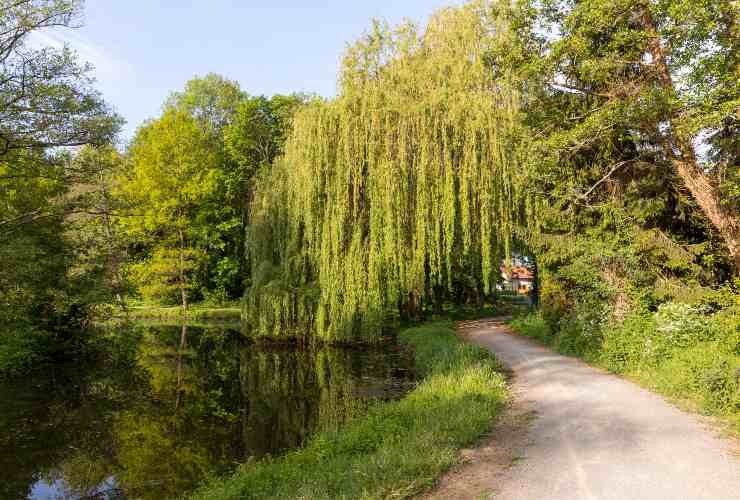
[122,304,241,322]
[192,320,508,499]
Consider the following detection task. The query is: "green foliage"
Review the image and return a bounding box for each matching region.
[0,326,43,376]
[224,93,307,176]
[121,74,306,305]
[192,321,507,499]
[128,247,207,304]
[508,311,551,344]
[165,73,244,134]
[0,1,123,375]
[246,1,533,342]
[0,0,121,155]
[118,109,220,307]
[528,0,740,269]
[0,148,120,374]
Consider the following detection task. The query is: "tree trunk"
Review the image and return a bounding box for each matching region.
[403,288,423,321]
[174,323,188,413]
[671,153,740,271]
[100,183,125,310]
[178,227,189,312]
[531,255,540,308]
[432,285,444,315]
[641,8,740,272]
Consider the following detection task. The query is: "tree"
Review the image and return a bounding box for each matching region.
[158,76,307,301]
[538,0,740,271]
[67,145,129,309]
[164,73,244,136]
[223,93,307,294]
[0,0,121,231]
[224,94,308,174]
[244,2,531,341]
[118,110,219,310]
[122,76,305,305]
[0,1,121,373]
[0,0,120,157]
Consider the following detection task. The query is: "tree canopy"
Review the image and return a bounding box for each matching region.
[535,0,740,271]
[245,2,534,341]
[0,0,120,156]
[0,0,123,373]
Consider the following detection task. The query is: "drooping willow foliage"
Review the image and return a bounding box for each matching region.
[245,1,532,342]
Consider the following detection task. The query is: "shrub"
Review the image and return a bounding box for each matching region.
[508,311,550,343]
[654,303,716,348]
[0,327,43,376]
[599,313,655,373]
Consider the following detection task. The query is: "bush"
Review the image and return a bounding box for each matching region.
[653,343,738,418]
[0,327,42,376]
[508,311,551,343]
[599,313,655,372]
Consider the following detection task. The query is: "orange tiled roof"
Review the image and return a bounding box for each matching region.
[501,264,534,280]
[511,266,533,279]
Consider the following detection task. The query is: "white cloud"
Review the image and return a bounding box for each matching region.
[27,28,131,81]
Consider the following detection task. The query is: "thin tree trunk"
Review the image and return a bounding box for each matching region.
[174,323,188,413]
[100,181,125,310]
[641,8,740,272]
[531,255,540,308]
[178,227,189,312]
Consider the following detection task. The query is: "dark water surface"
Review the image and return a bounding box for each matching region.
[0,323,415,499]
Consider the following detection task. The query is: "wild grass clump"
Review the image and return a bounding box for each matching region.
[191,321,507,499]
[509,302,740,433]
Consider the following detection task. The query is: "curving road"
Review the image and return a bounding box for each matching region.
[460,318,740,500]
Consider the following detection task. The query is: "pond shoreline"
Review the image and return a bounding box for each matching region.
[121,305,242,322]
[2,321,416,499]
[192,320,509,499]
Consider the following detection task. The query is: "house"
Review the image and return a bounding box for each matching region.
[500,264,534,294]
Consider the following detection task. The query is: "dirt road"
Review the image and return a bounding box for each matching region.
[438,319,740,500]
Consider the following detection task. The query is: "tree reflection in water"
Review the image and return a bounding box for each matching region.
[0,323,415,499]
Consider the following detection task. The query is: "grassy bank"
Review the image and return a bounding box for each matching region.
[509,306,740,434]
[123,304,241,322]
[192,321,507,499]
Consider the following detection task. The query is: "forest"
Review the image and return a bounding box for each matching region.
[1,0,738,498]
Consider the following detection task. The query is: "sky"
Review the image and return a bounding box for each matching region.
[30,1,459,142]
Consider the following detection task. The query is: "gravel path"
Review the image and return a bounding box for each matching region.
[458,318,740,500]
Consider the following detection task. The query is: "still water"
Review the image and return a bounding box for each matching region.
[0,323,415,499]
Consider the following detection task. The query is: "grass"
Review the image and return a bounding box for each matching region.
[508,308,740,435]
[191,320,508,500]
[122,304,241,322]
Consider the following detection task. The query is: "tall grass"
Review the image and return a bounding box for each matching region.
[191,321,507,499]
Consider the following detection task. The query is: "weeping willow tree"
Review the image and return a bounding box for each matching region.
[245,1,533,342]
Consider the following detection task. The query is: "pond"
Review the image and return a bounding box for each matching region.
[0,323,416,499]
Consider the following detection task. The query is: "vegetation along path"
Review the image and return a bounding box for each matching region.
[439,318,740,500]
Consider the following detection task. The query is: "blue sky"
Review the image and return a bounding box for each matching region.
[30,1,459,142]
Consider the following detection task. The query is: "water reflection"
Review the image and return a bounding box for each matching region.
[0,323,415,499]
